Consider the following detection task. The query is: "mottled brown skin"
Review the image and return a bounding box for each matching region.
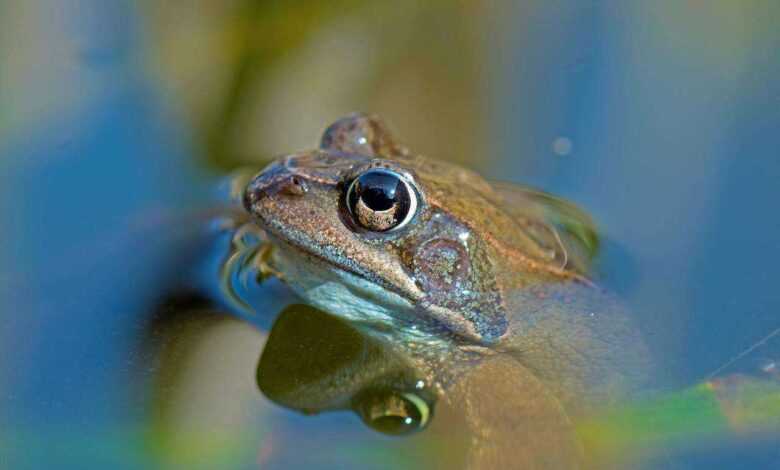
[243,113,650,468]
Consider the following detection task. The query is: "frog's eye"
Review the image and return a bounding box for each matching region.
[346,169,417,232]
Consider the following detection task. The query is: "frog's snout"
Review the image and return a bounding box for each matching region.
[243,164,309,214]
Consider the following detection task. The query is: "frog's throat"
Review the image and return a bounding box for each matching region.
[262,232,455,344]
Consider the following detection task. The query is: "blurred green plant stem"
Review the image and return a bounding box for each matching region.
[578,374,780,464]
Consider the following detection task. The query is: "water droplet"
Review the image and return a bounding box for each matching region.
[760,359,777,375]
[552,137,573,156]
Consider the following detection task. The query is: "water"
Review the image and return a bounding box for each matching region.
[2,1,779,468]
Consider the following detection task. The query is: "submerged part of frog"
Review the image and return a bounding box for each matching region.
[257,304,436,436]
[240,113,649,407]
[257,303,586,468]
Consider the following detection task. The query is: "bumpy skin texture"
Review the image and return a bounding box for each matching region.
[243,114,650,435]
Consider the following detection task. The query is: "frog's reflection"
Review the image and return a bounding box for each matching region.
[257,304,435,436]
[255,303,587,468]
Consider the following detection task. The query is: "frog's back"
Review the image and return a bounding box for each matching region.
[501,281,651,410]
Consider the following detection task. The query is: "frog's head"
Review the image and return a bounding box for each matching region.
[244,114,597,345]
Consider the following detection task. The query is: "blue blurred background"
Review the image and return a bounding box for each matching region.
[1,0,779,468]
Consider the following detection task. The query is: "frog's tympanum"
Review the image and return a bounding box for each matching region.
[240,113,650,466]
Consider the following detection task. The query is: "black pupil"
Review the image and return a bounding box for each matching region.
[348,170,411,229]
[359,173,399,211]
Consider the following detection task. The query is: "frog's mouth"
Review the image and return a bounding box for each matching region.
[254,225,492,345]
[264,222,419,301]
[259,227,451,340]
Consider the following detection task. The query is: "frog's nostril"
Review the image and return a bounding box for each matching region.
[279,175,309,196]
[243,168,309,213]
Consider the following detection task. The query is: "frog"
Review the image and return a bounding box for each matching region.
[237,113,651,466]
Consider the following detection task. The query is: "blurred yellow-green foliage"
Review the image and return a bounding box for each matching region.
[140,0,501,171]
